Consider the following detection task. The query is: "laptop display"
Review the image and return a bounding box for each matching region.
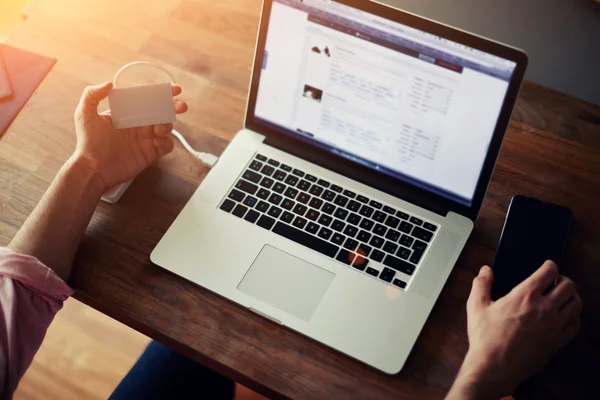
[252,0,517,207]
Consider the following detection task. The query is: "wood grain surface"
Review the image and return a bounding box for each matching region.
[1,0,599,399]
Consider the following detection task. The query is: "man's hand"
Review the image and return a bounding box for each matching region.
[447,261,582,399]
[73,81,188,191]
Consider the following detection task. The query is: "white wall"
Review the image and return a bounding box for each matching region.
[382,0,600,105]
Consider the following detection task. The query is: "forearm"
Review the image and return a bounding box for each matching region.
[8,155,105,281]
[446,351,506,400]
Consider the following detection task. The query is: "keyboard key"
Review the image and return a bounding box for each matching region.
[384,216,400,229]
[235,181,257,196]
[356,243,372,257]
[293,204,308,216]
[281,199,295,210]
[359,205,374,218]
[293,216,307,229]
[298,180,311,191]
[309,185,324,196]
[334,208,349,220]
[306,222,320,234]
[343,225,358,238]
[228,189,245,202]
[347,213,361,225]
[357,230,372,243]
[359,219,375,231]
[336,249,355,265]
[281,211,294,223]
[245,210,260,223]
[353,254,369,270]
[267,206,282,218]
[243,196,258,208]
[268,159,280,167]
[309,197,323,210]
[347,200,361,212]
[413,240,427,252]
[257,188,270,200]
[322,203,336,215]
[306,209,320,221]
[285,175,299,186]
[281,164,292,172]
[396,211,409,220]
[383,241,398,254]
[317,179,330,188]
[318,214,333,227]
[410,249,425,265]
[261,165,275,176]
[249,160,263,171]
[322,190,336,202]
[297,193,311,204]
[393,279,407,289]
[379,267,396,283]
[242,170,261,183]
[343,238,359,251]
[399,234,414,247]
[423,222,438,232]
[385,229,400,242]
[284,187,299,199]
[369,200,383,209]
[220,199,235,212]
[343,189,356,198]
[397,246,411,260]
[371,250,385,262]
[331,184,343,193]
[306,174,317,182]
[268,193,283,205]
[318,227,333,240]
[373,211,386,223]
[334,194,349,207]
[256,201,270,213]
[273,222,338,258]
[383,206,396,214]
[331,220,346,232]
[366,267,379,277]
[272,182,286,194]
[257,215,276,230]
[357,195,369,203]
[370,236,384,249]
[410,216,423,226]
[260,177,274,189]
[412,226,433,242]
[399,221,413,234]
[331,232,345,245]
[383,255,415,275]
[273,170,287,181]
[256,154,268,162]
[292,169,305,177]
[373,224,387,236]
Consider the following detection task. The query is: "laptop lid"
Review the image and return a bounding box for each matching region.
[245,0,528,220]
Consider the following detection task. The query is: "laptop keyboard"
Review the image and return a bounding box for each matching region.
[219,154,439,290]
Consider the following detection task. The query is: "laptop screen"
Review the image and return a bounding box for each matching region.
[253,0,517,207]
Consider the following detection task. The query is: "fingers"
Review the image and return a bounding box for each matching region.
[559,317,580,348]
[154,123,174,136]
[154,136,175,157]
[467,266,494,314]
[517,260,558,296]
[77,82,113,117]
[175,99,188,114]
[546,275,577,308]
[172,84,182,96]
[559,292,582,319]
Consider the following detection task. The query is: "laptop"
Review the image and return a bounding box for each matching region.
[151,0,527,373]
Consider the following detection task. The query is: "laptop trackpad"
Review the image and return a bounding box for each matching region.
[238,245,335,321]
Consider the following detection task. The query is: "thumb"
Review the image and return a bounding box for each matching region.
[467,266,494,313]
[77,82,113,117]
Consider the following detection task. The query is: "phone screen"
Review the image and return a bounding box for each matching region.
[492,196,573,299]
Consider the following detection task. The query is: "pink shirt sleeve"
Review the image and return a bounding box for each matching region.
[0,247,73,397]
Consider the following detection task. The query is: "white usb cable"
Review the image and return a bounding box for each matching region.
[171,129,219,168]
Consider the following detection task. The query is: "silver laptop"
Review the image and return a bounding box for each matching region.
[151,0,527,373]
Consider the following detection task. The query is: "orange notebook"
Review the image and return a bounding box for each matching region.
[0,44,56,137]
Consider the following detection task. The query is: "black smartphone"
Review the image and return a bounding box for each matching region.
[492,195,573,300]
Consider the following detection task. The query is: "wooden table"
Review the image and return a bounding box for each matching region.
[1,0,599,398]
